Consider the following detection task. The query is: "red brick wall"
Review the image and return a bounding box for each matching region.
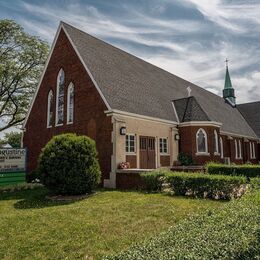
[179,125,259,165]
[23,29,113,184]
[179,125,222,165]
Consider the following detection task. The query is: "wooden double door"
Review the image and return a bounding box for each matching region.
[139,136,156,169]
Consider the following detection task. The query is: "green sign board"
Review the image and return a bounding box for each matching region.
[0,149,26,186]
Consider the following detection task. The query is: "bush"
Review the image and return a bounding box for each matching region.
[177,152,193,166]
[105,190,260,260]
[38,133,101,195]
[165,172,248,200]
[207,162,260,178]
[141,170,248,200]
[140,170,167,192]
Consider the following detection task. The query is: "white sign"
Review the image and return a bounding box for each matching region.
[0,149,26,172]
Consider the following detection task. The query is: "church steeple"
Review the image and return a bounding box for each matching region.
[223,59,236,106]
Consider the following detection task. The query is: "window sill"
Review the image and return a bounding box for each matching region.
[214,152,220,156]
[160,153,170,156]
[47,126,52,129]
[67,122,73,125]
[195,152,210,156]
[126,152,136,155]
[55,123,63,127]
[235,157,243,160]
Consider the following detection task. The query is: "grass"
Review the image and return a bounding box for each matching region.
[0,187,223,259]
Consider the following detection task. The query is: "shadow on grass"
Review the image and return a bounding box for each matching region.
[0,187,77,209]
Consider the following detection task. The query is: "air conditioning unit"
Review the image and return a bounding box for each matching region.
[224,157,230,165]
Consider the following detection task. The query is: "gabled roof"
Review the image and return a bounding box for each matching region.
[237,101,260,138]
[173,97,210,122]
[29,21,257,139]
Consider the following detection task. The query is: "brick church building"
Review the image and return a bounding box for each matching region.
[23,22,260,188]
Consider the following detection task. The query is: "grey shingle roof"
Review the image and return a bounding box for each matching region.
[62,22,258,139]
[237,101,260,138]
[173,97,210,122]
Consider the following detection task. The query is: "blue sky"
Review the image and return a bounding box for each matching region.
[1,0,260,107]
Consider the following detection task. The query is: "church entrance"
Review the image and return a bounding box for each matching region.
[139,136,156,169]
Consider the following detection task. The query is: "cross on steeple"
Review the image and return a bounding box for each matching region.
[225,58,229,68]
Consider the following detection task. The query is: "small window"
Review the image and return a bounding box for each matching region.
[238,140,242,159]
[47,90,54,128]
[196,128,208,153]
[126,134,135,153]
[235,140,238,159]
[159,138,168,154]
[67,82,74,124]
[220,137,223,158]
[250,142,256,159]
[56,69,65,125]
[213,130,219,154]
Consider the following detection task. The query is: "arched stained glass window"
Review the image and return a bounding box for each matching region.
[67,82,74,124]
[56,69,65,125]
[196,128,208,153]
[47,90,54,127]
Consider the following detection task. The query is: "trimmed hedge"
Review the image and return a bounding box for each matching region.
[105,190,260,260]
[38,133,101,195]
[141,170,248,200]
[207,162,260,178]
[140,170,167,192]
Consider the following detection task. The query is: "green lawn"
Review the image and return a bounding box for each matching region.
[0,187,223,259]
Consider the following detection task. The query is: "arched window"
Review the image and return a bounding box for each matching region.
[56,69,65,125]
[220,137,223,158]
[235,139,238,159]
[67,82,74,124]
[238,140,242,159]
[196,128,208,153]
[47,90,54,128]
[213,130,219,154]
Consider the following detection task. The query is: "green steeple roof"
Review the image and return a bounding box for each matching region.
[223,60,236,106]
[224,66,233,89]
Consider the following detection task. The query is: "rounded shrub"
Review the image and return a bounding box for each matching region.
[38,133,101,195]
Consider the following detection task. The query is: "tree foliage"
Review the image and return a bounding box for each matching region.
[0,19,49,132]
[2,131,22,148]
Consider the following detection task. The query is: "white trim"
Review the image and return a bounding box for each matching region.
[23,24,63,129]
[105,109,178,126]
[214,130,219,154]
[61,23,111,110]
[46,89,53,128]
[171,101,180,124]
[66,82,74,124]
[179,121,222,127]
[196,128,208,154]
[220,131,259,141]
[235,139,238,159]
[220,137,224,158]
[238,139,242,159]
[195,152,210,156]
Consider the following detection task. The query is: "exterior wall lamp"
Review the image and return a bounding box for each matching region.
[175,134,180,140]
[120,127,126,135]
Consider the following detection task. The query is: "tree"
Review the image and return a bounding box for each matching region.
[3,131,22,148]
[0,19,49,132]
